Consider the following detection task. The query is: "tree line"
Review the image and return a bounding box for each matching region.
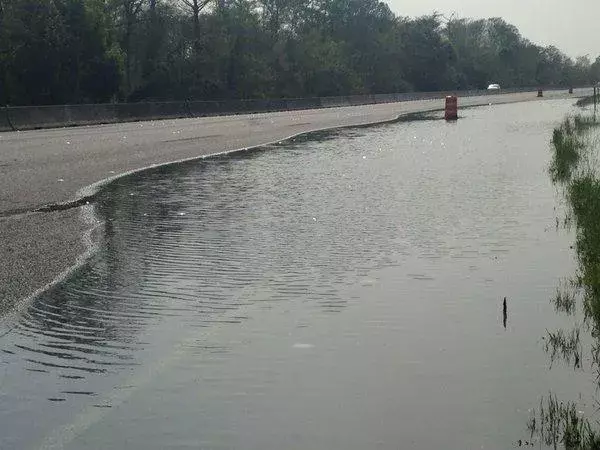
[0,0,598,106]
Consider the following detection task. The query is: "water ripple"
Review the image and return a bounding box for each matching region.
[0,100,581,450]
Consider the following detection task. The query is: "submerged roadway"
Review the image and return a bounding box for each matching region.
[0,89,588,316]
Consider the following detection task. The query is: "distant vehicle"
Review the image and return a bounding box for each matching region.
[487,83,501,91]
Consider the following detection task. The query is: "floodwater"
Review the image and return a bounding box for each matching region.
[0,99,592,449]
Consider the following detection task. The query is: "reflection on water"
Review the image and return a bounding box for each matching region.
[0,100,586,449]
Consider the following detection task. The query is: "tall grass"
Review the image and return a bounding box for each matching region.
[552,279,577,315]
[548,116,596,183]
[544,327,581,369]
[532,113,600,449]
[527,395,600,449]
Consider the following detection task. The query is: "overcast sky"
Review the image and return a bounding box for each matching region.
[386,0,599,59]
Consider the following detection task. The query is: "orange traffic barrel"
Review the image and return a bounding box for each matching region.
[445,96,458,121]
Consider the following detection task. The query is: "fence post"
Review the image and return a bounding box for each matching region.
[5,105,16,131]
[184,99,193,118]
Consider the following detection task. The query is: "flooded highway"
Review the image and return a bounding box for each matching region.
[0,99,591,449]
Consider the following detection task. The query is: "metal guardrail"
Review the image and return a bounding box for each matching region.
[0,86,586,132]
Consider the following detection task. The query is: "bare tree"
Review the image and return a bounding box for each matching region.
[121,0,145,93]
[180,0,211,54]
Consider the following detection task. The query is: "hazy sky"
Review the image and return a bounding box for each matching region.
[386,0,599,59]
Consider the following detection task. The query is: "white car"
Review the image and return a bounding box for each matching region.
[487,83,501,91]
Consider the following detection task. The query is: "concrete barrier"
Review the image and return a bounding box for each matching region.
[115,101,189,122]
[2,86,587,132]
[61,103,118,126]
[320,96,347,108]
[188,100,220,117]
[8,105,71,130]
[285,98,321,111]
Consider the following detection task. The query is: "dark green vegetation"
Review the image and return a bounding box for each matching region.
[527,111,600,448]
[548,116,596,183]
[576,94,600,108]
[0,0,599,106]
